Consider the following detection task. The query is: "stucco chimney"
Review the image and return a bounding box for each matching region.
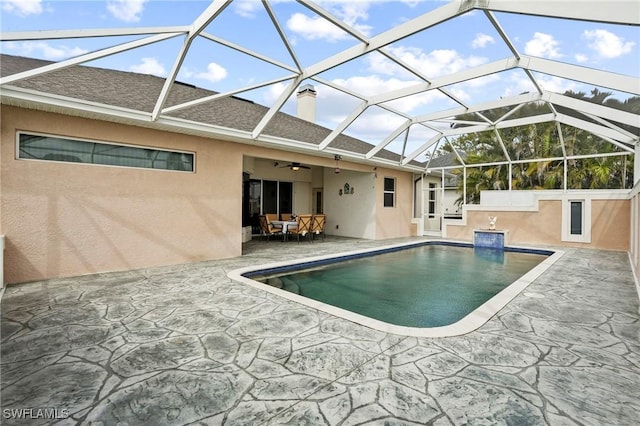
[296,84,316,123]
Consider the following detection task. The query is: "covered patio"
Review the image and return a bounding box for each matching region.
[2,237,638,425]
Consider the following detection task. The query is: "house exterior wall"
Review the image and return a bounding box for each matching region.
[375,170,415,239]
[1,106,244,284]
[445,193,630,251]
[630,183,640,289]
[1,106,416,284]
[324,169,376,239]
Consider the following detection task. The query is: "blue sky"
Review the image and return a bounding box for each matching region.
[2,0,639,155]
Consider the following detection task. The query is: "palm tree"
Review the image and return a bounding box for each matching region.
[439,88,637,203]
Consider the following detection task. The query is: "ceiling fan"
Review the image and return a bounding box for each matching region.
[276,161,311,171]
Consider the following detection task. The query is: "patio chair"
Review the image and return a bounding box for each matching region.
[280,212,293,220]
[311,214,326,241]
[265,213,279,223]
[259,215,282,242]
[288,214,312,243]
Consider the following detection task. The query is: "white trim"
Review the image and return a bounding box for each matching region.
[561,198,592,243]
[628,251,640,308]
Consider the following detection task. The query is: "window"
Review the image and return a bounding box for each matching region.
[247,179,293,216]
[384,177,395,207]
[570,201,583,235]
[562,198,591,243]
[18,132,194,172]
[428,183,436,218]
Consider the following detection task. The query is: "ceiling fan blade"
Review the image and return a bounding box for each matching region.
[277,162,311,170]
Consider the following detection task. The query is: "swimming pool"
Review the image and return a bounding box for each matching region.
[229,241,563,337]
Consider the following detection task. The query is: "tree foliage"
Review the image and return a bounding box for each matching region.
[435,89,638,205]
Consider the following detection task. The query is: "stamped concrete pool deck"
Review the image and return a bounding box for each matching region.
[1,236,639,425]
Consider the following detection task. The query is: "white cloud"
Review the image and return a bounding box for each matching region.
[524,32,562,59]
[535,75,579,93]
[574,53,589,63]
[233,0,261,18]
[286,1,373,42]
[130,57,166,76]
[335,74,413,96]
[372,45,488,79]
[502,72,578,98]
[264,82,288,105]
[195,62,228,83]
[1,0,42,16]
[5,41,87,60]
[178,66,194,80]
[287,13,350,42]
[582,29,635,59]
[107,0,147,22]
[333,75,448,116]
[472,33,494,49]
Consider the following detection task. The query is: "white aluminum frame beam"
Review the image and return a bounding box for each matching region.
[199,32,299,74]
[263,1,303,72]
[251,0,468,141]
[366,120,414,159]
[556,114,637,146]
[543,92,640,129]
[304,1,466,78]
[297,1,370,44]
[1,0,637,176]
[151,0,232,121]
[162,74,297,114]
[0,26,188,41]
[318,100,369,150]
[252,75,305,139]
[429,151,633,172]
[476,0,640,26]
[521,56,640,96]
[0,32,181,86]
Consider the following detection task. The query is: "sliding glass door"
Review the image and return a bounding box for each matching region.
[243,178,294,233]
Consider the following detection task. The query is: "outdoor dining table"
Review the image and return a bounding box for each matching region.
[270,220,298,241]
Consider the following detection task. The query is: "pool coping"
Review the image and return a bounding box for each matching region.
[228,240,565,337]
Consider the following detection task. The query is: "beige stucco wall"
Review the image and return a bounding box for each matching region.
[1,106,244,284]
[446,199,630,251]
[591,199,630,251]
[1,106,417,284]
[324,169,376,239]
[375,169,415,239]
[630,186,640,281]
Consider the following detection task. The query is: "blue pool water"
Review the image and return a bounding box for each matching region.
[249,243,549,328]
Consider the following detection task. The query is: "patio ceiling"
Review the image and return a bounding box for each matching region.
[1,0,638,173]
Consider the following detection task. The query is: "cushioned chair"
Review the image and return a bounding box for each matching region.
[288,214,312,243]
[280,213,293,221]
[259,214,282,242]
[265,213,279,223]
[311,214,326,241]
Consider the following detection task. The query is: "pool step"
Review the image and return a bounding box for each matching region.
[263,276,300,295]
[281,277,300,295]
[264,277,283,289]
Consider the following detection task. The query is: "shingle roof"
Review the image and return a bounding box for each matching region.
[0,54,411,165]
[428,152,464,169]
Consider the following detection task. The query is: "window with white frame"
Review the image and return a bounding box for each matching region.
[428,182,436,218]
[383,177,395,207]
[570,201,583,235]
[17,132,195,172]
[562,198,591,243]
